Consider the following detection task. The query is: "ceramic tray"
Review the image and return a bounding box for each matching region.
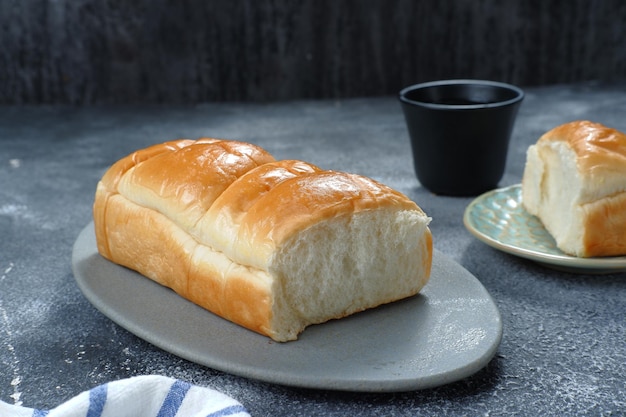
[73,222,502,392]
[464,184,626,274]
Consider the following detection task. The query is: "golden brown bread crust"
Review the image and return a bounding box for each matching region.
[537,120,626,177]
[104,194,274,335]
[94,138,432,340]
[117,139,277,232]
[94,138,230,258]
[95,138,278,335]
[581,194,626,257]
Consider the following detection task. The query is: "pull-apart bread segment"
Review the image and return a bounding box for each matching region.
[94,139,433,342]
[522,120,626,257]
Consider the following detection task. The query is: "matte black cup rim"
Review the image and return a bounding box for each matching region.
[399,79,524,110]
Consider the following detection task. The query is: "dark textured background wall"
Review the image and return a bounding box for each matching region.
[1,0,625,104]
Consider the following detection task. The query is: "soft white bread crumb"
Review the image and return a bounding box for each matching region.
[270,209,431,341]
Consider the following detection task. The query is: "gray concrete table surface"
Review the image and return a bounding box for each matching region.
[1,82,625,416]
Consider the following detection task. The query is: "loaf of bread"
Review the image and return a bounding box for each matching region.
[93,138,432,341]
[521,120,626,257]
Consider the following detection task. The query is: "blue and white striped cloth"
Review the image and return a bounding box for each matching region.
[0,375,250,417]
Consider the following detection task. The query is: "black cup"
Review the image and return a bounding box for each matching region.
[399,79,524,196]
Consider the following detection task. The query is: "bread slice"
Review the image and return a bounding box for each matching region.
[94,139,432,341]
[521,120,626,257]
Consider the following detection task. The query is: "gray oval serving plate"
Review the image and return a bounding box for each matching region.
[72,222,502,392]
[464,184,626,274]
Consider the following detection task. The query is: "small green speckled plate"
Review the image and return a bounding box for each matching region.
[463,184,626,274]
